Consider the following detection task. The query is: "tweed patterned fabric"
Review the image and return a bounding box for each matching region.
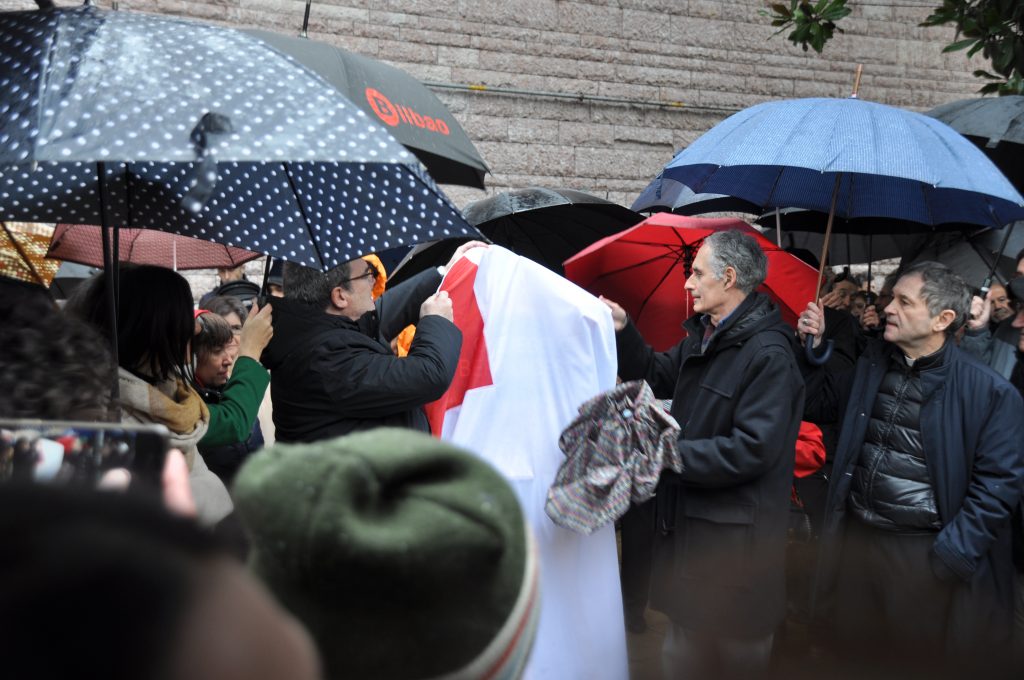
[546,380,680,534]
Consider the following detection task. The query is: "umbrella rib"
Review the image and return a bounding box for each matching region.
[919,181,936,227]
[636,259,681,322]
[595,250,684,280]
[764,168,785,210]
[283,163,326,270]
[967,237,1000,281]
[124,163,135,230]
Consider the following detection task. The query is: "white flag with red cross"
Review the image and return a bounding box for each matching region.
[425,246,628,680]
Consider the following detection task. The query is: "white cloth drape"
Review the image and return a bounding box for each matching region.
[428,247,628,680]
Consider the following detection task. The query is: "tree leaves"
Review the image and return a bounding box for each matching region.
[760,1,1024,95]
[921,0,1024,95]
[759,0,851,53]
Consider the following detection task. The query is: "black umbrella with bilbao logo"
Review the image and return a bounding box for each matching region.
[246,29,489,189]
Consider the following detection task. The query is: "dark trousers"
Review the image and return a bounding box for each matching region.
[834,519,954,660]
[620,499,656,616]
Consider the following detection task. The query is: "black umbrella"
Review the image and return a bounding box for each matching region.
[246,29,489,189]
[753,209,968,263]
[463,188,642,274]
[631,175,930,275]
[770,227,929,267]
[0,6,481,271]
[386,237,475,288]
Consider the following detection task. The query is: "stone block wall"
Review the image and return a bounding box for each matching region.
[1,0,987,293]
[13,0,977,209]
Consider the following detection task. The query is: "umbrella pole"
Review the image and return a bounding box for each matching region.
[97,161,121,410]
[775,208,782,246]
[813,176,841,299]
[300,0,312,37]
[260,255,274,302]
[806,175,842,366]
[867,235,873,294]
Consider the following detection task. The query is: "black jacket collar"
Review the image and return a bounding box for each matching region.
[682,292,784,352]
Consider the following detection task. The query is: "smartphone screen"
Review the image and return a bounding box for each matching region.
[0,420,169,492]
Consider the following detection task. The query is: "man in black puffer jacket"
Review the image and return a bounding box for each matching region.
[263,244,482,443]
[800,261,1024,669]
[604,230,805,677]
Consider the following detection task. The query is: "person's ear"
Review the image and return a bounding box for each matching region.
[329,286,349,311]
[723,265,737,290]
[933,309,956,333]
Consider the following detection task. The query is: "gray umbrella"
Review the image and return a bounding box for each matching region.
[927,96,1024,147]
[245,29,489,189]
[908,223,1024,289]
[0,5,481,270]
[926,96,1024,194]
[924,97,1024,288]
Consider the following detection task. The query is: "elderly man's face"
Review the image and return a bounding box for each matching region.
[686,244,732,322]
[989,283,1014,323]
[883,273,950,356]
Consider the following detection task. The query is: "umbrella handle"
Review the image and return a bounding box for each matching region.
[804,334,834,366]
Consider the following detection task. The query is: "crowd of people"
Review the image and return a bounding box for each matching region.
[1,230,1023,679]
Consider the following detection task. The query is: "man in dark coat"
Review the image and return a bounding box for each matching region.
[262,244,481,443]
[799,261,1024,668]
[960,248,1024,380]
[602,230,805,677]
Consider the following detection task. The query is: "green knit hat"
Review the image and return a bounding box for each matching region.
[233,428,539,680]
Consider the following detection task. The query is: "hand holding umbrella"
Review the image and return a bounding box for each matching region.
[798,302,826,350]
[966,294,994,332]
[860,305,882,332]
[237,302,274,363]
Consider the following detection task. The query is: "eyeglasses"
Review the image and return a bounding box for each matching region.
[340,263,379,285]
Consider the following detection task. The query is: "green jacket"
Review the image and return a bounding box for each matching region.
[198,356,270,448]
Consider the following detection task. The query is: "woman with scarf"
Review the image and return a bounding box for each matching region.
[69,265,239,526]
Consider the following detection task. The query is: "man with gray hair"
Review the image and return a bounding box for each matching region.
[602,229,805,677]
[261,243,483,443]
[800,261,1024,665]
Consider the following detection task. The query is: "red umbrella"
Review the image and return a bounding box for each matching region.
[564,213,816,351]
[48,224,261,271]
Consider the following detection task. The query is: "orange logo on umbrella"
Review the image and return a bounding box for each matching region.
[365,87,450,135]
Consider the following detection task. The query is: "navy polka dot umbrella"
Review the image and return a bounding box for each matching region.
[0,4,481,270]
